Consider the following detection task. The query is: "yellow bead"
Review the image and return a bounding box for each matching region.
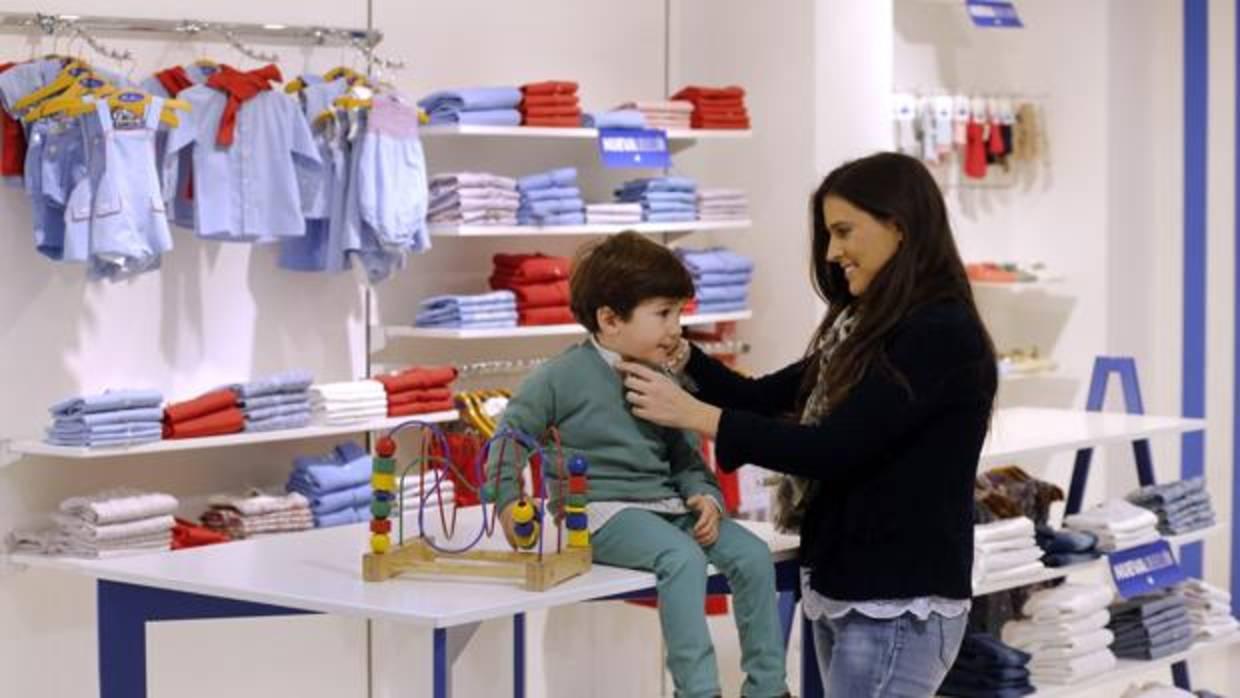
[370,533,391,554]
[563,504,586,515]
[567,528,590,548]
[511,499,536,524]
[372,473,396,492]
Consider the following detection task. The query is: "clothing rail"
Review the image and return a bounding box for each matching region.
[0,13,400,67]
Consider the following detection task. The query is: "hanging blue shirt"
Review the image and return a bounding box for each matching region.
[167,85,321,242]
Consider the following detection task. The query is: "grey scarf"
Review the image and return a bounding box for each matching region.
[771,307,857,533]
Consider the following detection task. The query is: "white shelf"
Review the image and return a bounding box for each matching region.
[1000,366,1066,383]
[2,411,459,462]
[381,310,752,341]
[972,522,1227,597]
[1030,633,1240,697]
[972,277,1065,291]
[420,124,752,142]
[428,219,750,238]
[981,408,1205,465]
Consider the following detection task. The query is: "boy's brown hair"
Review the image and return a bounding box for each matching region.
[569,232,695,333]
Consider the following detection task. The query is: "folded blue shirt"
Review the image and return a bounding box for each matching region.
[522,186,582,203]
[695,299,749,314]
[289,451,372,493]
[643,210,697,223]
[429,109,522,126]
[245,402,313,422]
[228,370,314,400]
[245,411,312,433]
[617,176,697,194]
[634,200,697,213]
[310,482,373,515]
[53,407,166,427]
[417,308,520,325]
[241,392,311,410]
[518,211,587,226]
[677,248,755,274]
[518,197,586,216]
[415,317,520,330]
[315,505,370,528]
[419,291,517,311]
[695,284,749,303]
[584,110,647,129]
[418,87,523,113]
[50,389,163,417]
[48,420,164,436]
[695,270,753,287]
[518,167,578,192]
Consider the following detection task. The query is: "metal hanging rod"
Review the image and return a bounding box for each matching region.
[0,12,383,50]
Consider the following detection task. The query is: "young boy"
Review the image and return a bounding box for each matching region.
[486,232,789,698]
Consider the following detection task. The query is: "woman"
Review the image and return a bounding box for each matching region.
[619,152,997,697]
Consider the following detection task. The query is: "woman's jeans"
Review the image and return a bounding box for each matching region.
[811,611,968,697]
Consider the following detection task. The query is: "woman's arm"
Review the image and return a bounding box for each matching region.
[714,311,991,486]
[684,343,810,416]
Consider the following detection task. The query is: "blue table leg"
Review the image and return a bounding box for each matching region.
[514,613,526,698]
[97,580,312,698]
[1172,660,1192,690]
[434,627,449,698]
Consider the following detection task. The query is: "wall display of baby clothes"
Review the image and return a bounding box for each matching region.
[893,91,1046,183]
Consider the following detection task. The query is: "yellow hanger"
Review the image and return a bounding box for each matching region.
[23,74,116,122]
[12,59,90,112]
[283,76,308,94]
[64,90,192,128]
[324,65,366,83]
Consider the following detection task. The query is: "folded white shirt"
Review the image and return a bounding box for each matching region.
[52,513,174,542]
[207,490,310,517]
[975,516,1035,544]
[974,560,1046,588]
[59,489,179,525]
[1064,499,1159,534]
[1024,628,1114,660]
[1029,648,1117,684]
[1022,582,1115,621]
[1002,609,1112,650]
[977,535,1039,554]
[976,545,1044,574]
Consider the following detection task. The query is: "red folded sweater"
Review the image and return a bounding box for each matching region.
[163,407,245,439]
[164,389,238,424]
[489,279,571,308]
[172,518,231,549]
[672,85,746,101]
[492,254,571,283]
[389,399,457,417]
[522,105,583,118]
[524,116,583,127]
[695,105,749,119]
[519,306,575,326]
[375,366,458,394]
[522,80,578,96]
[388,387,454,406]
[692,115,751,129]
[521,94,580,108]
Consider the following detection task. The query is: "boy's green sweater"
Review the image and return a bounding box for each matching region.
[484,342,723,510]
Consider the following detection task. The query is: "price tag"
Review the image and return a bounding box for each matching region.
[597,128,670,168]
[966,0,1024,28]
[1108,540,1187,599]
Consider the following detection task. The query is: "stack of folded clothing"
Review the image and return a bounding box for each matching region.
[287,441,373,527]
[162,388,244,439]
[374,365,458,417]
[676,247,754,314]
[231,370,314,433]
[428,172,520,227]
[582,109,645,129]
[1174,579,1240,639]
[940,633,1034,698]
[973,516,1047,590]
[44,389,164,447]
[1001,583,1117,686]
[415,290,519,329]
[1035,522,1102,567]
[490,253,573,326]
[671,85,751,129]
[696,188,750,221]
[520,80,582,127]
[8,489,177,558]
[585,202,643,225]
[310,380,387,426]
[201,490,313,539]
[418,86,522,126]
[1064,499,1160,552]
[1108,591,1195,660]
[1126,477,1217,536]
[616,176,697,223]
[517,167,585,226]
[615,100,693,130]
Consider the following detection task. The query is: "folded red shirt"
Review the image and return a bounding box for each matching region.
[522,80,579,96]
[522,105,584,118]
[519,306,575,326]
[163,407,245,439]
[492,254,571,283]
[524,116,583,127]
[172,518,231,549]
[164,388,238,424]
[375,366,458,393]
[672,85,746,101]
[489,279,571,308]
[695,106,749,119]
[521,94,580,108]
[388,387,454,406]
[692,116,751,129]
[389,399,457,417]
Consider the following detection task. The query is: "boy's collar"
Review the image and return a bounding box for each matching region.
[588,335,622,368]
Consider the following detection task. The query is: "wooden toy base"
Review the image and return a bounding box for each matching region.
[363,538,592,591]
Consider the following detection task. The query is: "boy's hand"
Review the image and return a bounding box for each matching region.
[687,494,721,547]
[499,502,520,549]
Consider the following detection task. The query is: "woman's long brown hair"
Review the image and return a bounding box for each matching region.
[802,152,997,409]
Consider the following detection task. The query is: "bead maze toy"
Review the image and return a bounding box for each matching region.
[362,421,591,591]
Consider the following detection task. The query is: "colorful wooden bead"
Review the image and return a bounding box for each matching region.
[372,457,396,474]
[370,533,391,554]
[567,528,590,548]
[568,475,588,494]
[565,512,588,530]
[374,490,395,502]
[567,455,588,476]
[371,500,392,519]
[370,518,392,534]
[566,493,588,509]
[376,437,396,457]
[371,473,396,492]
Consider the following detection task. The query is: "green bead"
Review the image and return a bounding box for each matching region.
[373,457,396,474]
[371,500,392,519]
[566,493,588,508]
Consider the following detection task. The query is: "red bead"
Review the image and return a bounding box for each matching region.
[569,475,588,494]
[376,437,397,457]
[370,518,392,534]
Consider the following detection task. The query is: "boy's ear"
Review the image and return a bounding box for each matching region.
[596,306,620,335]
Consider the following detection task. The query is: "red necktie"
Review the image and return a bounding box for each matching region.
[205,63,283,147]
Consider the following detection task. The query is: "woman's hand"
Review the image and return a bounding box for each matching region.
[617,361,722,438]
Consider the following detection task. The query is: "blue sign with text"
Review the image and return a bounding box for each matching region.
[597,128,670,168]
[966,0,1024,28]
[1108,540,1187,599]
